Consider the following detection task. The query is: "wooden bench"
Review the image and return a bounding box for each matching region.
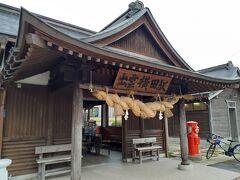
[35,144,71,180]
[132,137,162,164]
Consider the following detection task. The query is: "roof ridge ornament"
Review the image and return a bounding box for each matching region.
[226,61,233,70]
[127,0,144,18]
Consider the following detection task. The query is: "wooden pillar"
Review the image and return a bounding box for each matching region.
[47,91,54,145]
[122,117,128,160]
[178,99,190,166]
[140,118,144,138]
[101,103,108,128]
[71,82,83,180]
[0,89,6,158]
[164,116,169,157]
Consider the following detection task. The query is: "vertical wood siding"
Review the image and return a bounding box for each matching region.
[110,25,171,65]
[168,106,210,138]
[123,111,166,158]
[2,84,76,176]
[2,84,48,176]
[4,85,48,138]
[53,86,73,141]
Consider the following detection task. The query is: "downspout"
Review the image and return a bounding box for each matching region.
[208,98,213,134]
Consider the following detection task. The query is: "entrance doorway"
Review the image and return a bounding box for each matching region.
[227,101,239,141]
[83,103,122,165]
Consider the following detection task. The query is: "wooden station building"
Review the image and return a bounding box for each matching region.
[0,1,240,179]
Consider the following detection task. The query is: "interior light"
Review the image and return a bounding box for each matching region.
[194,102,200,106]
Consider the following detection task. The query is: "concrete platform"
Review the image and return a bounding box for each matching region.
[46,158,240,180]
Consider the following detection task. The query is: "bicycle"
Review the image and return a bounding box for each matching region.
[206,133,240,162]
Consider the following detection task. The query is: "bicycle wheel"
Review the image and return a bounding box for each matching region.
[233,145,240,162]
[206,144,216,159]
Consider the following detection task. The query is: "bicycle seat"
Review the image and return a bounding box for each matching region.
[227,139,237,143]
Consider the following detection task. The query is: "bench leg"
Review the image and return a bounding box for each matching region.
[41,164,46,180]
[38,164,42,180]
[132,149,136,163]
[139,151,142,164]
[108,142,111,156]
[157,149,159,161]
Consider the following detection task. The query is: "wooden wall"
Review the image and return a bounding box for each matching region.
[110,25,172,65]
[122,111,166,159]
[2,84,73,176]
[53,86,72,144]
[2,84,48,175]
[168,106,210,138]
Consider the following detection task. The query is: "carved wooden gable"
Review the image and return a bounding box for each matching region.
[109,25,173,65]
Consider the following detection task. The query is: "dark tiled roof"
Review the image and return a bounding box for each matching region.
[2,7,240,90]
[81,9,147,42]
[0,5,19,36]
[0,3,95,38]
[198,61,240,79]
[82,6,193,71]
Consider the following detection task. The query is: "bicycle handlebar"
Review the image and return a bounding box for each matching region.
[207,133,224,145]
[208,133,224,139]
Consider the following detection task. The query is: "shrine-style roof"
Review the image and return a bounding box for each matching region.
[1,2,240,95]
[198,61,240,79]
[0,3,95,38]
[81,1,193,70]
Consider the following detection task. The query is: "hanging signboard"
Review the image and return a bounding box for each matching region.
[113,69,172,94]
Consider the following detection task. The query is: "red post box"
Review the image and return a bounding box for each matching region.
[186,121,200,156]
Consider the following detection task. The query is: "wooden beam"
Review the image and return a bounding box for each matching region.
[87,56,92,61]
[79,84,171,97]
[78,53,83,58]
[71,82,83,180]
[25,33,46,48]
[58,46,63,51]
[68,50,74,55]
[47,41,53,47]
[0,89,6,158]
[178,99,190,166]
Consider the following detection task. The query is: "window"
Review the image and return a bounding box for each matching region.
[90,107,99,117]
[108,107,122,127]
[227,101,236,108]
[84,105,102,126]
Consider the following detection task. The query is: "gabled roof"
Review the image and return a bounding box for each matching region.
[81,1,193,71]
[0,3,95,38]
[198,61,240,79]
[1,3,240,94]
[0,1,193,71]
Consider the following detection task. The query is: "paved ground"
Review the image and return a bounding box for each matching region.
[13,138,240,180]
[210,159,240,173]
[48,158,240,180]
[169,137,240,172]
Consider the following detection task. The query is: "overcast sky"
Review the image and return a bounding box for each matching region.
[1,0,240,71]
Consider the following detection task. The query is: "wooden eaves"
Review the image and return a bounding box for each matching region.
[1,8,240,95]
